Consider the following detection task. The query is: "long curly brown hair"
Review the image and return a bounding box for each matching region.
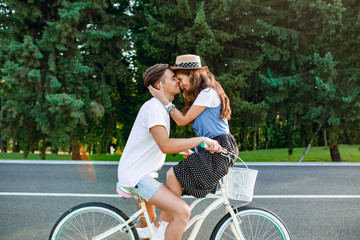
[176,66,231,120]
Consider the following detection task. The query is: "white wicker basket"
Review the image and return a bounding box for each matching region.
[223,164,258,201]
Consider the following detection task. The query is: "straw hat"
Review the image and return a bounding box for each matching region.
[170,54,205,70]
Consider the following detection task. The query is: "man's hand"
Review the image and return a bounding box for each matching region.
[148,83,169,105]
[203,138,222,153]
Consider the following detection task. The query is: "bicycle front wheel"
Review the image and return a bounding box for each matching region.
[211,206,291,240]
[49,202,139,240]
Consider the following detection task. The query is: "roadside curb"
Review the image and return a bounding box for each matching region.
[0,159,360,166]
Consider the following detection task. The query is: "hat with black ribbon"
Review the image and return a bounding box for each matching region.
[170,54,205,70]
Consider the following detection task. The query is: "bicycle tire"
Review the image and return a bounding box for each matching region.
[49,202,139,240]
[210,206,291,240]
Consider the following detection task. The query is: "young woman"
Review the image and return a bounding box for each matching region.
[148,54,239,226]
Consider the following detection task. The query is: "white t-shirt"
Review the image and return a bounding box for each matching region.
[193,87,220,108]
[117,98,170,187]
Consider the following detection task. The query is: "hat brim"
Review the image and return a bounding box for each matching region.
[169,66,205,70]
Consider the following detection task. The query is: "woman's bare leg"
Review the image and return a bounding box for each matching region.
[167,167,183,196]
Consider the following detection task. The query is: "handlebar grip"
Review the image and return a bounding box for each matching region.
[201,142,228,155]
[200,142,209,148]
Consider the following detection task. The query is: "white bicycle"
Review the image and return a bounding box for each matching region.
[49,150,291,240]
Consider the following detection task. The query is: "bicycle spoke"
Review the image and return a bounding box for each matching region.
[50,203,137,240]
[211,207,290,240]
[92,211,96,237]
[255,216,264,240]
[69,218,88,239]
[79,212,88,239]
[61,231,77,240]
[224,229,237,239]
[96,212,106,236]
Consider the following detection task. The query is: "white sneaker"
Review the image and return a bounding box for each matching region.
[137,223,157,239]
[151,221,169,240]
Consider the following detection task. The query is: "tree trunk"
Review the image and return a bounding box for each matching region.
[2,140,7,152]
[102,113,117,153]
[51,147,58,154]
[241,131,247,151]
[40,139,47,160]
[264,126,269,150]
[323,130,328,147]
[24,149,29,159]
[265,141,269,150]
[71,134,81,160]
[288,132,295,156]
[12,139,20,152]
[252,131,257,151]
[297,143,312,162]
[330,138,341,162]
[298,123,323,162]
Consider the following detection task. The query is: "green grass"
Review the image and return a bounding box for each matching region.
[0,152,120,161]
[0,152,73,160]
[236,145,360,162]
[0,144,359,162]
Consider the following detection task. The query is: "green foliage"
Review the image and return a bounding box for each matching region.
[0,0,132,158]
[257,0,360,160]
[0,144,359,162]
[131,0,271,148]
[0,0,359,161]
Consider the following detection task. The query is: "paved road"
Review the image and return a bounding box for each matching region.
[1,161,360,240]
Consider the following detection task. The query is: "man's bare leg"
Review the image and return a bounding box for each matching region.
[135,199,156,240]
[149,184,190,240]
[155,167,184,224]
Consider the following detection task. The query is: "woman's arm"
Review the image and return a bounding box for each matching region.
[148,85,206,126]
[168,105,206,126]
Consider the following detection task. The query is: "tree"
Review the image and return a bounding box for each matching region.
[258,0,360,161]
[131,0,271,149]
[0,0,131,159]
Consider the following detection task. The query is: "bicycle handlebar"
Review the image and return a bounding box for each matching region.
[200,142,209,148]
[201,142,248,168]
[201,142,228,154]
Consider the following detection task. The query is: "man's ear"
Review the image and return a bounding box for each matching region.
[155,81,162,90]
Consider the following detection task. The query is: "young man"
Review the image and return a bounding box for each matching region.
[117,64,221,240]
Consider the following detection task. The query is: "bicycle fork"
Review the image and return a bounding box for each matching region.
[223,195,246,240]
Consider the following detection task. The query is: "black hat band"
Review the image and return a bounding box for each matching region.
[173,62,201,68]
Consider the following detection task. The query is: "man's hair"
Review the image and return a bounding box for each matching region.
[143,64,169,87]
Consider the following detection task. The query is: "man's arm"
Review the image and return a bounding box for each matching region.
[150,125,221,154]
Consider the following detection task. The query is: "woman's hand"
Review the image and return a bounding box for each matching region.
[203,138,222,154]
[148,83,169,105]
[179,149,194,158]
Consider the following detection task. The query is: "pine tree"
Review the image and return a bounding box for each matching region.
[0,0,132,159]
[132,0,271,149]
[258,0,360,161]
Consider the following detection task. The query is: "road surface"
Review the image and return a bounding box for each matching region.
[0,160,360,239]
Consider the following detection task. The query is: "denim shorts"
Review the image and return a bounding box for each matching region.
[135,175,162,201]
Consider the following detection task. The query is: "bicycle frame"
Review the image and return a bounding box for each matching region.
[185,180,246,240]
[92,199,154,240]
[93,180,246,240]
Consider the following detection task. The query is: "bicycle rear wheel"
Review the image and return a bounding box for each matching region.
[211,206,291,240]
[49,202,139,240]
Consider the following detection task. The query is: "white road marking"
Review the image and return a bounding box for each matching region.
[1,192,360,199]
